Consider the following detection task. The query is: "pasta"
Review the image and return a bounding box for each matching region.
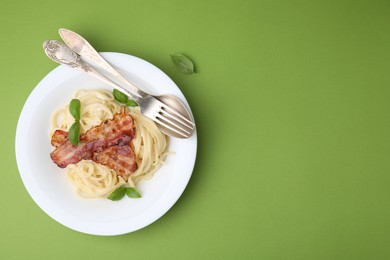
[50,89,169,198]
[66,161,126,198]
[50,89,122,136]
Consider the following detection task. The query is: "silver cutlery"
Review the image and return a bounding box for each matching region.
[43,39,194,139]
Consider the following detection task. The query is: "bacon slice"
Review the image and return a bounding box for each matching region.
[80,112,135,146]
[50,112,135,168]
[51,130,68,147]
[92,145,137,181]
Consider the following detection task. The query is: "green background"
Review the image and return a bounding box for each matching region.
[1,0,390,259]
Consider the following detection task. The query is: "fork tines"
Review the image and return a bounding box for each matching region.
[155,105,195,138]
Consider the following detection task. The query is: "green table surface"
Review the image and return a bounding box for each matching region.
[1,0,390,259]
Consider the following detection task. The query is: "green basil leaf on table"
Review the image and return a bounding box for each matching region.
[113,89,129,103]
[125,187,141,198]
[107,187,127,201]
[68,121,80,146]
[69,99,81,121]
[170,53,195,74]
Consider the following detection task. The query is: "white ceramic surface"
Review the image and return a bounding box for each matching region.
[15,52,197,236]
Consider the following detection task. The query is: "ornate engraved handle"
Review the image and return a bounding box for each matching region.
[43,40,92,73]
[43,40,139,101]
[59,28,145,98]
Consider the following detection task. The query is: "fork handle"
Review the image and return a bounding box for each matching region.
[59,28,146,98]
[43,40,141,103]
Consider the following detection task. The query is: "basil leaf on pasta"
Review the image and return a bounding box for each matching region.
[126,99,138,107]
[107,187,126,201]
[68,121,80,145]
[126,187,141,198]
[113,89,129,103]
[69,99,81,121]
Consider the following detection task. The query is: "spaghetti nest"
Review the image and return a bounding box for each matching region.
[50,89,169,198]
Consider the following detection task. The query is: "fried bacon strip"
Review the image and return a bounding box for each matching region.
[50,112,137,180]
[51,129,68,148]
[92,145,137,181]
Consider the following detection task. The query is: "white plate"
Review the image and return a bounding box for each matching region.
[15,52,197,236]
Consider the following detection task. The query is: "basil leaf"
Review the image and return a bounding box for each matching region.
[126,99,138,107]
[113,89,128,103]
[69,99,81,121]
[170,53,195,74]
[126,187,141,198]
[68,121,80,145]
[107,187,126,201]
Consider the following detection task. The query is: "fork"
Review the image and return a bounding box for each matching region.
[43,40,194,139]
